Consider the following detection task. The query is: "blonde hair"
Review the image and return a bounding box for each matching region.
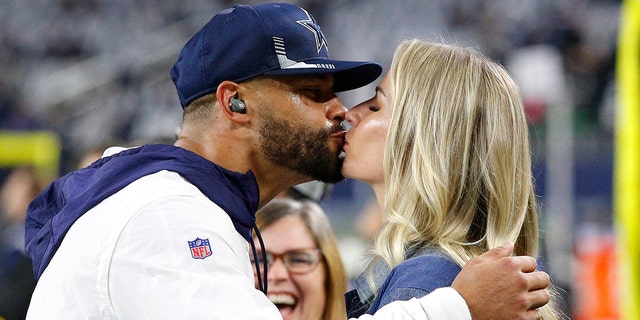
[372,39,559,319]
[256,198,348,320]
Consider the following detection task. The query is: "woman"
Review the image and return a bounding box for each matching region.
[342,39,559,319]
[252,198,348,320]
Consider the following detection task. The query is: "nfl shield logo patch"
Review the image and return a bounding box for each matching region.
[188,237,212,259]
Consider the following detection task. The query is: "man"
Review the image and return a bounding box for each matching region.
[24,3,549,319]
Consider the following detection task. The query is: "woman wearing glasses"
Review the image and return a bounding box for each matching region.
[252,198,347,320]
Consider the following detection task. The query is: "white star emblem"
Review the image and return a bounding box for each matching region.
[296,9,328,54]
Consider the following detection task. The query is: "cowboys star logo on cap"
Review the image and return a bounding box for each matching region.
[296,8,327,54]
[171,3,382,108]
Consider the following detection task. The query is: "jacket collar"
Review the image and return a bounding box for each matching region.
[25,144,260,279]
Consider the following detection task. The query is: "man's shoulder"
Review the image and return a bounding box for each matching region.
[113,170,208,203]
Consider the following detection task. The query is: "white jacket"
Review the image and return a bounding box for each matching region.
[27,169,469,319]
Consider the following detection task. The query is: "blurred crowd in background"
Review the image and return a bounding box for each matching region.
[0,0,622,319]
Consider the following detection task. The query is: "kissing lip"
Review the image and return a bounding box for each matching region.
[330,130,345,138]
[330,130,346,145]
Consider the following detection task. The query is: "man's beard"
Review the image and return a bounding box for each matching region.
[259,113,344,183]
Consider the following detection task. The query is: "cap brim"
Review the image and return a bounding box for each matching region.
[264,60,382,92]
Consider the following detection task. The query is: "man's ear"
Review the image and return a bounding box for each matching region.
[217,80,250,122]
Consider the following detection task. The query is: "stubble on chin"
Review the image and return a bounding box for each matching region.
[259,114,344,183]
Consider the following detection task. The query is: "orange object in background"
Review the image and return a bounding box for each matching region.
[573,230,619,320]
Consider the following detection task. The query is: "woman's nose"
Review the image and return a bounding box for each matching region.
[345,103,365,127]
[267,258,290,282]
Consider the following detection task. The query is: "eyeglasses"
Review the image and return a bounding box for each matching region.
[251,248,323,274]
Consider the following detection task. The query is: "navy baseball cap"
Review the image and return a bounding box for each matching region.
[171,3,382,107]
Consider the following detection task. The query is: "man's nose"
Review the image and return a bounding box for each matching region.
[326,97,348,123]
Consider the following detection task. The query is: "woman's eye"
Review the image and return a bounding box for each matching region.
[369,105,380,112]
[288,254,314,265]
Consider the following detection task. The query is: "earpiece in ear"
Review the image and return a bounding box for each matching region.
[230,96,246,114]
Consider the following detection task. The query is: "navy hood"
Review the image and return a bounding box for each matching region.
[25,144,260,279]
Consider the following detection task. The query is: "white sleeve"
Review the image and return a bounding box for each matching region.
[108,195,283,320]
[352,287,471,320]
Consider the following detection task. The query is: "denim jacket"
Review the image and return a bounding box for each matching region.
[346,246,461,318]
